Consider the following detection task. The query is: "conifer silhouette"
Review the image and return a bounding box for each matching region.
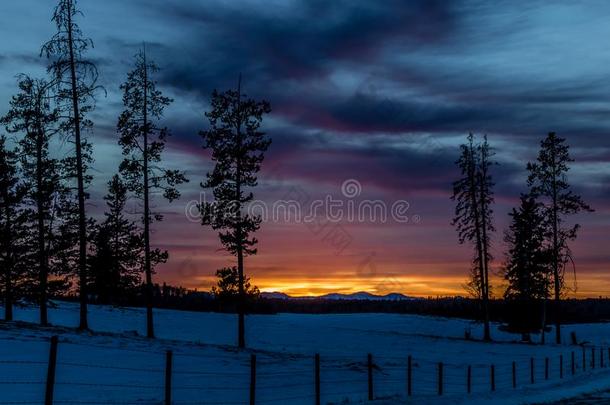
[527,132,593,343]
[117,47,187,338]
[41,0,101,330]
[452,133,495,341]
[200,76,271,348]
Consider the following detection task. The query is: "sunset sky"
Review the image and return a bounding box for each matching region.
[1,0,609,297]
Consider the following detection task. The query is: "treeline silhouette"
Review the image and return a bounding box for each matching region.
[55,289,610,326]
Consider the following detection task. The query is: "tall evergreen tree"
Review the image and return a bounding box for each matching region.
[89,175,143,304]
[2,76,64,325]
[41,0,101,330]
[477,135,495,307]
[118,48,187,338]
[0,136,29,321]
[200,77,271,348]
[527,132,593,343]
[503,194,550,338]
[452,133,495,341]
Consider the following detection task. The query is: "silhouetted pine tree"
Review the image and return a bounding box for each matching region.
[41,0,101,330]
[503,194,550,338]
[212,267,260,301]
[477,136,495,307]
[89,175,143,304]
[118,47,187,338]
[0,136,30,321]
[527,132,593,344]
[200,76,271,348]
[452,133,495,341]
[2,76,66,325]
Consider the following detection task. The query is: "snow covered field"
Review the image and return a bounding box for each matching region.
[1,301,610,404]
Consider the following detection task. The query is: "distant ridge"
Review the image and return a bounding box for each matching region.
[260,291,416,301]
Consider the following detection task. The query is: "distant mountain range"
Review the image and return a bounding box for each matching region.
[260,291,416,301]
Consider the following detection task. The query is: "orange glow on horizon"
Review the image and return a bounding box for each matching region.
[179,273,610,299]
[254,276,467,297]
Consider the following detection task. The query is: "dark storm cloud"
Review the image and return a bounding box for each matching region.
[151,0,459,93]
[125,0,610,210]
[123,0,610,177]
[318,90,610,140]
[315,93,506,134]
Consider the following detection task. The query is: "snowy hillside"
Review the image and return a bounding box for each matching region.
[1,302,610,404]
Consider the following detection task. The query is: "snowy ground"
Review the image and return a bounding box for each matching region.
[1,301,610,404]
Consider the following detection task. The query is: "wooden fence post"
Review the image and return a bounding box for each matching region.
[530,358,535,384]
[490,365,495,392]
[571,351,575,375]
[467,365,471,394]
[367,353,373,401]
[407,356,412,397]
[583,347,586,371]
[250,354,256,405]
[512,361,516,389]
[165,350,172,405]
[315,354,320,405]
[438,362,443,395]
[545,357,549,380]
[45,336,58,405]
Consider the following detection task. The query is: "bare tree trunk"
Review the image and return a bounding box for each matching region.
[237,239,245,348]
[478,172,491,341]
[3,202,13,321]
[467,143,490,341]
[142,46,154,339]
[541,296,547,345]
[550,142,561,344]
[35,123,48,326]
[4,263,12,322]
[67,1,88,330]
[235,75,245,349]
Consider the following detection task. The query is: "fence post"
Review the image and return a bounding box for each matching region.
[467,365,471,394]
[545,357,549,380]
[512,361,516,389]
[490,365,495,392]
[592,347,595,369]
[438,362,443,395]
[45,336,58,405]
[367,353,373,401]
[559,355,563,379]
[583,347,586,371]
[250,354,256,405]
[165,350,172,405]
[407,356,412,397]
[571,351,575,375]
[530,358,534,384]
[315,354,320,405]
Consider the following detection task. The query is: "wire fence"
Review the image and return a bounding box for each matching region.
[1,335,609,404]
